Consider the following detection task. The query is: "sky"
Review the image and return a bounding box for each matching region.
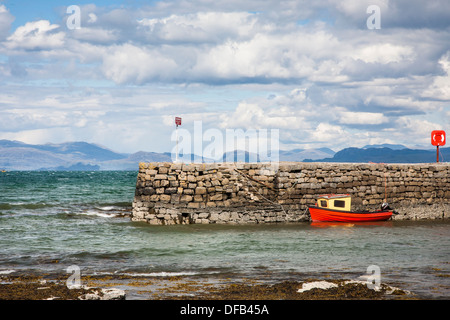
[0,0,449,154]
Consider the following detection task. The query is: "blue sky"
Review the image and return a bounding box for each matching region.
[0,0,449,154]
[5,0,111,28]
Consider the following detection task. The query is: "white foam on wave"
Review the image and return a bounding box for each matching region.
[90,270,222,278]
[0,269,15,275]
[97,206,117,211]
[123,271,200,277]
[79,210,117,218]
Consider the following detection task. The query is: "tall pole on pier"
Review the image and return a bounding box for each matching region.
[175,117,182,163]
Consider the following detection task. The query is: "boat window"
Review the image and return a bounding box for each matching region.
[334,200,346,208]
[320,200,327,207]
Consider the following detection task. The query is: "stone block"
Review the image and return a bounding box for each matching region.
[165,187,177,194]
[180,181,188,188]
[183,164,195,172]
[158,167,169,174]
[159,194,171,203]
[210,212,219,220]
[150,194,160,201]
[219,212,230,221]
[160,180,169,187]
[209,194,223,201]
[194,194,203,202]
[148,219,161,225]
[171,194,180,203]
[180,195,193,203]
[196,187,207,194]
[211,180,221,186]
[139,163,148,170]
[199,212,209,219]
[171,163,182,170]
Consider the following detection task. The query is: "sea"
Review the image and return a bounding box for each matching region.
[0,171,449,299]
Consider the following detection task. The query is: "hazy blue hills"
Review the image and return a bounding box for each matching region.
[0,139,447,170]
[362,144,408,150]
[0,140,127,161]
[0,140,128,170]
[304,146,449,163]
[277,147,335,161]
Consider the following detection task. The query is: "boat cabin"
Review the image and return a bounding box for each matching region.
[316,194,351,212]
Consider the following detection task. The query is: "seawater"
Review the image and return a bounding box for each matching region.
[0,171,449,299]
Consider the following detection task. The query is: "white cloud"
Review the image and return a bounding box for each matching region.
[311,123,347,143]
[71,27,118,43]
[5,20,64,50]
[101,43,178,84]
[395,117,445,146]
[138,11,260,43]
[422,51,450,100]
[0,5,14,40]
[192,29,341,82]
[220,102,303,130]
[353,43,415,64]
[339,111,388,125]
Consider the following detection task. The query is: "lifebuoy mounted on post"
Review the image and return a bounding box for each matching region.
[431,130,446,163]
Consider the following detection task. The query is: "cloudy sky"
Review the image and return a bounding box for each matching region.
[0,0,449,154]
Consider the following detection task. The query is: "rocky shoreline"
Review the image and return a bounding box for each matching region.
[0,274,125,300]
[0,273,413,300]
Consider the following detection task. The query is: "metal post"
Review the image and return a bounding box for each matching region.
[437,145,439,163]
[176,124,178,163]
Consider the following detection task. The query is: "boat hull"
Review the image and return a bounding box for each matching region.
[308,206,393,222]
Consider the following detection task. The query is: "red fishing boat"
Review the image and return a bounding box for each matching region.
[308,194,395,222]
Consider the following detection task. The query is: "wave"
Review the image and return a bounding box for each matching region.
[96,201,131,208]
[0,269,16,275]
[94,203,131,211]
[0,201,131,218]
[96,206,118,211]
[91,270,223,277]
[77,210,120,218]
[0,202,53,210]
[121,271,201,277]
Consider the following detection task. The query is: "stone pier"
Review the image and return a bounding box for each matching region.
[132,162,450,225]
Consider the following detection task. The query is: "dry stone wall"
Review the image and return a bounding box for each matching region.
[132,162,450,225]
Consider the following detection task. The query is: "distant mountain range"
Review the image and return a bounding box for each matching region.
[304,144,449,163]
[0,140,447,171]
[362,143,408,150]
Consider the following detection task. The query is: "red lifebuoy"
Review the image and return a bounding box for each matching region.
[431,130,446,146]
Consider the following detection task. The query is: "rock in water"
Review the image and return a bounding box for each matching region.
[79,288,126,300]
[297,281,338,293]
